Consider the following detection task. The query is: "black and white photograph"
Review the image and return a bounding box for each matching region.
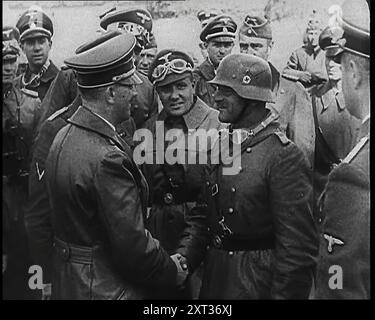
[2,0,370,304]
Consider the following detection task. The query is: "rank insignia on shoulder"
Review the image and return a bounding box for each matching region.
[273,130,290,145]
[21,87,39,98]
[47,106,70,121]
[324,233,344,253]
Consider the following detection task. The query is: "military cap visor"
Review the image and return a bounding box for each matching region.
[200,15,237,42]
[65,32,142,88]
[100,9,152,32]
[16,9,53,42]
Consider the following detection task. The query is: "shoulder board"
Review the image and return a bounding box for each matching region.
[21,88,39,98]
[47,106,70,121]
[342,136,369,164]
[273,130,290,145]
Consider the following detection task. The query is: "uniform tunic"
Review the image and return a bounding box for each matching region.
[15,60,59,102]
[282,46,327,88]
[315,118,370,299]
[201,117,319,299]
[193,58,217,109]
[46,106,177,299]
[2,84,41,299]
[310,83,360,218]
[142,97,222,298]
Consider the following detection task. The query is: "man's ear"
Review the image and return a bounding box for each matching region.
[105,86,116,104]
[349,59,361,90]
[203,41,209,49]
[268,40,274,51]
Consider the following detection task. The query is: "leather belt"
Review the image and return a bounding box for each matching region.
[53,237,94,264]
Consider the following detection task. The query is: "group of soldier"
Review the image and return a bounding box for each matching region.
[2,0,370,300]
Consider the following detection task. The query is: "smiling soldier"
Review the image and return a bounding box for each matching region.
[200,54,318,299]
[142,49,223,298]
[15,6,59,102]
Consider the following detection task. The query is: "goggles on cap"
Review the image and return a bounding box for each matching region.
[3,39,20,55]
[152,58,193,84]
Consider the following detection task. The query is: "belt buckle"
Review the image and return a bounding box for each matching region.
[163,192,174,204]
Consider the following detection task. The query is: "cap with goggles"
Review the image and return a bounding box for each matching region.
[149,49,194,87]
[239,15,272,40]
[65,31,142,89]
[3,26,21,60]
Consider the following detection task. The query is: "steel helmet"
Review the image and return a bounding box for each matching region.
[209,53,274,103]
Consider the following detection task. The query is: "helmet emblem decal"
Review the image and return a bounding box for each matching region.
[223,27,228,33]
[242,75,251,84]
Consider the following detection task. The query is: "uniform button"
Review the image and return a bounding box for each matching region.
[318,218,322,223]
[231,187,236,192]
[238,166,243,172]
[232,74,236,79]
[228,208,234,214]
[228,251,234,256]
[246,147,252,153]
[206,181,210,186]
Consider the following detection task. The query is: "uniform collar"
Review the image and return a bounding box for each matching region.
[91,110,116,132]
[40,60,59,83]
[67,105,130,152]
[199,58,216,81]
[158,96,212,130]
[268,62,280,92]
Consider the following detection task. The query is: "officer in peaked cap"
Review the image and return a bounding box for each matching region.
[282,10,327,88]
[194,15,237,109]
[100,8,152,53]
[197,10,218,28]
[308,24,361,224]
[46,31,184,300]
[3,25,42,300]
[196,10,218,63]
[199,53,318,299]
[15,6,59,101]
[100,8,158,129]
[315,0,370,299]
[143,48,222,299]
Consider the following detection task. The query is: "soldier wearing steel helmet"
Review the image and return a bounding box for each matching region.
[315,0,370,299]
[3,26,42,300]
[199,53,318,299]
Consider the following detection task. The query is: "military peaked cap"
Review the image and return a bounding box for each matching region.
[319,26,344,57]
[200,14,237,42]
[335,0,370,58]
[100,8,152,32]
[65,31,142,89]
[16,6,53,42]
